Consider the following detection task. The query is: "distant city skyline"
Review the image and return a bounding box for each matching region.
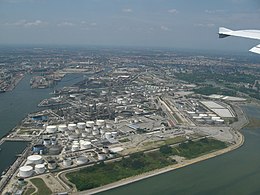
[0,0,260,53]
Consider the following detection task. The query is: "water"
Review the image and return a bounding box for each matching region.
[0,141,28,174]
[0,73,84,139]
[99,105,260,195]
[0,73,84,175]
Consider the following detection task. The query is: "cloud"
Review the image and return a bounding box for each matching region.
[168,9,179,14]
[4,19,47,27]
[160,25,169,31]
[57,21,75,27]
[24,20,45,27]
[122,8,133,13]
[205,9,225,14]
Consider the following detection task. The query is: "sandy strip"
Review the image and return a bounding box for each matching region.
[74,130,244,195]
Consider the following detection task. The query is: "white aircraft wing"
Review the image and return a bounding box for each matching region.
[219,27,260,54]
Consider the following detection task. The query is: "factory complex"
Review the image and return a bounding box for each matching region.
[0,52,250,195]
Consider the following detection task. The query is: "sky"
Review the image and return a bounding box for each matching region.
[0,0,260,52]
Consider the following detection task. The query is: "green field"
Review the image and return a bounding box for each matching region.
[167,138,227,159]
[66,138,227,191]
[66,151,176,191]
[30,178,52,195]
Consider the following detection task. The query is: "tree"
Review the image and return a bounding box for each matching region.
[159,145,172,155]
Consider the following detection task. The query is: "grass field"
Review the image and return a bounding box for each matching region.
[30,178,52,195]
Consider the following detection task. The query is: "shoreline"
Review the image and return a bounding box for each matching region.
[74,129,244,195]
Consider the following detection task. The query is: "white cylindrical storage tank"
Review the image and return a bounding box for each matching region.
[68,134,78,141]
[51,138,57,145]
[72,143,80,151]
[106,124,112,129]
[27,155,43,165]
[100,129,106,135]
[58,124,67,132]
[63,158,72,167]
[75,129,81,134]
[111,131,118,138]
[80,141,91,150]
[212,116,221,121]
[92,130,99,136]
[216,119,224,123]
[86,121,95,127]
[46,125,57,133]
[43,138,51,146]
[48,160,57,170]
[77,122,86,129]
[68,123,77,131]
[19,166,33,178]
[76,156,88,165]
[85,127,92,133]
[97,153,106,161]
[96,119,105,127]
[105,132,112,139]
[35,164,45,174]
[82,132,87,138]
[102,146,109,153]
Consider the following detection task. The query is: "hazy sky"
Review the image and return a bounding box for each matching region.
[0,0,260,52]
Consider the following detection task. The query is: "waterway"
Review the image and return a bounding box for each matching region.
[99,105,260,195]
[0,73,84,175]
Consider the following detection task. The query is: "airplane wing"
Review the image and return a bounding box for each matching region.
[219,27,260,54]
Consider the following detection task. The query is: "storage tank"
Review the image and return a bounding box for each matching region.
[19,166,33,178]
[82,132,87,137]
[43,138,51,146]
[63,158,72,167]
[96,119,105,127]
[77,122,86,129]
[68,123,77,131]
[32,144,45,154]
[68,134,78,141]
[106,124,112,129]
[46,125,57,133]
[105,132,112,139]
[85,127,92,133]
[48,160,57,170]
[212,116,221,121]
[111,131,118,138]
[97,152,106,161]
[86,121,95,127]
[92,130,99,136]
[80,141,91,150]
[35,164,45,174]
[100,129,106,135]
[76,155,88,165]
[72,143,80,151]
[58,124,67,132]
[48,146,61,155]
[102,146,109,153]
[27,155,43,165]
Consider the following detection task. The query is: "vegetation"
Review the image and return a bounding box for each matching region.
[66,150,176,191]
[66,138,226,191]
[30,178,52,195]
[119,138,131,143]
[194,85,237,96]
[23,187,36,195]
[176,72,259,85]
[171,138,227,159]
